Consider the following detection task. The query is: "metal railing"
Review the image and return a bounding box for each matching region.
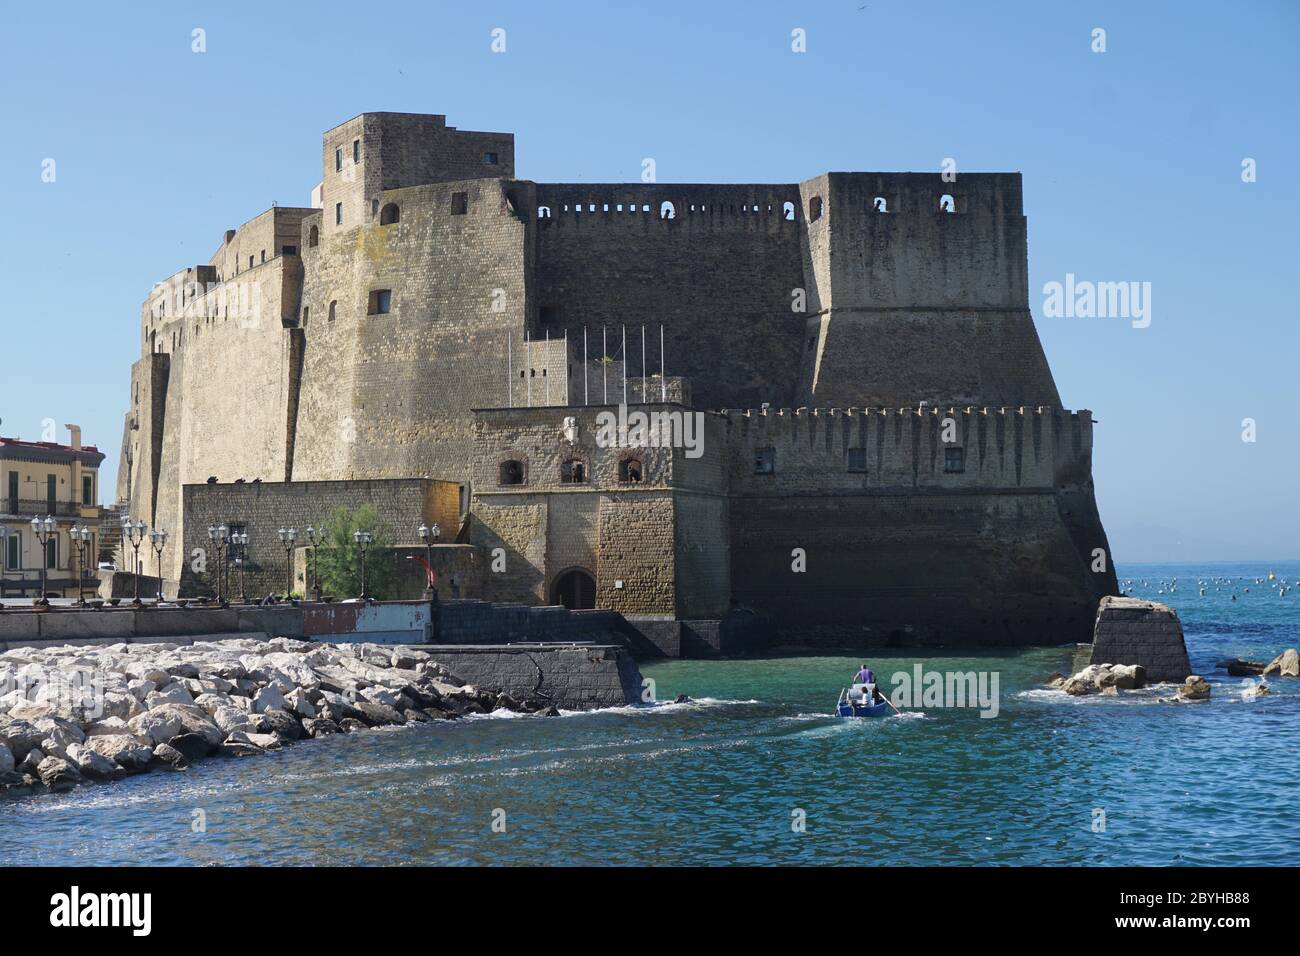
[2,498,85,518]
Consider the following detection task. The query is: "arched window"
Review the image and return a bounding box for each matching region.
[809,196,823,222]
[538,205,552,219]
[660,200,676,220]
[328,300,337,322]
[379,203,400,225]
[939,194,955,213]
[560,459,586,483]
[873,196,889,213]
[618,456,643,483]
[499,459,526,486]
[783,201,796,221]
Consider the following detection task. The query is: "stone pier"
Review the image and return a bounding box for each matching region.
[1088,596,1192,682]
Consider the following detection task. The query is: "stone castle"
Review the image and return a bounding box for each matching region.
[117,110,1116,651]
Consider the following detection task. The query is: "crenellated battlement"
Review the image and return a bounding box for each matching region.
[717,405,1090,420]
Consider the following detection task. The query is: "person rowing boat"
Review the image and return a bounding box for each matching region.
[852,664,881,705]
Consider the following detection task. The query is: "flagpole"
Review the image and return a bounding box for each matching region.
[660,323,666,402]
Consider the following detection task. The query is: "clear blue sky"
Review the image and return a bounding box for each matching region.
[1,1,1295,561]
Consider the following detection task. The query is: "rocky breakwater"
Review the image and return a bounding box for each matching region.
[0,638,584,798]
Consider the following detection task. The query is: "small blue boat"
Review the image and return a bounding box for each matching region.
[836,686,895,718]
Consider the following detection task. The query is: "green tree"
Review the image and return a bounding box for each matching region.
[312,504,396,600]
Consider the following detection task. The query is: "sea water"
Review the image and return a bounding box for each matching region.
[2,561,1296,866]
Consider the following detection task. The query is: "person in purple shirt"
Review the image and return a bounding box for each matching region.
[853,664,881,704]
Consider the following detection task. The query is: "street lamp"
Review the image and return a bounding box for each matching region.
[207,523,230,604]
[120,516,147,607]
[354,529,373,601]
[68,525,91,605]
[277,527,297,598]
[31,515,56,606]
[417,523,441,600]
[150,529,168,603]
[230,529,249,602]
[305,525,324,602]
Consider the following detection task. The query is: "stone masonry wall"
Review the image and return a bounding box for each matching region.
[179,478,459,598]
[1088,596,1192,682]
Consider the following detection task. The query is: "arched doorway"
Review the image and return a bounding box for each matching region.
[551,567,596,610]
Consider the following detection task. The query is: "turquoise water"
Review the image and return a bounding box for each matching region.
[2,561,1297,866]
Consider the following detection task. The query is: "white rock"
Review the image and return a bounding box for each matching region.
[85,734,153,771]
[66,742,124,780]
[85,716,131,737]
[127,708,185,746]
[284,688,317,719]
[360,686,402,708]
[253,685,287,714]
[211,705,255,736]
[126,679,156,702]
[145,683,195,708]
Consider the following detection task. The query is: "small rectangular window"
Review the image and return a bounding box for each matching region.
[260,249,266,263]
[847,448,867,473]
[451,192,468,215]
[46,538,57,570]
[249,255,254,268]
[5,532,19,570]
[368,289,392,315]
[335,202,343,225]
[353,139,360,163]
[944,447,965,473]
[484,151,499,165]
[82,475,93,506]
[754,447,775,475]
[335,147,343,172]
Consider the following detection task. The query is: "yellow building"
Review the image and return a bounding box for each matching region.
[0,425,105,600]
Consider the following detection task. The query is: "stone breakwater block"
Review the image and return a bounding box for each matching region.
[1088,596,1191,683]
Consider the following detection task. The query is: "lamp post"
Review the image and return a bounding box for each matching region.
[417,523,441,600]
[0,526,10,602]
[207,523,229,603]
[150,529,168,603]
[31,515,56,606]
[230,529,248,603]
[354,529,373,601]
[69,525,91,605]
[278,527,297,598]
[120,516,147,607]
[305,525,323,602]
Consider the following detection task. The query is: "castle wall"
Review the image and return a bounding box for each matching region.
[796,173,1061,409]
[469,406,689,615]
[532,184,807,411]
[292,177,531,485]
[719,406,1115,646]
[179,478,459,599]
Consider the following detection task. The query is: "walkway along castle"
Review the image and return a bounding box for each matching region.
[116,110,1117,650]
